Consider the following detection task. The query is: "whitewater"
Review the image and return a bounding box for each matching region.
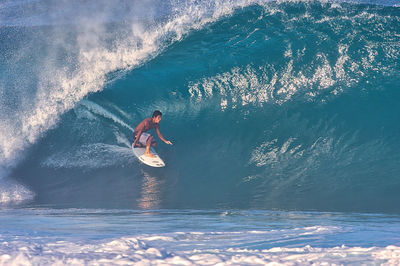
[1,0,400,264]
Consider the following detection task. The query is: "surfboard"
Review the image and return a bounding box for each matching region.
[132,144,165,167]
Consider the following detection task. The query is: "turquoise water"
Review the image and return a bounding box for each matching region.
[1,0,400,264]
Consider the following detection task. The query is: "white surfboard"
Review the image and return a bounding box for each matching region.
[132,144,165,167]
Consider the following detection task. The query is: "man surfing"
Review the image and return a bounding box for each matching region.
[133,110,172,157]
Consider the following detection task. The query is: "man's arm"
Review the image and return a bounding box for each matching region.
[156,127,172,145]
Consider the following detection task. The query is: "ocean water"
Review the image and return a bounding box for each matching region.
[1,0,400,264]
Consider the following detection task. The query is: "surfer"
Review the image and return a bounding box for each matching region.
[133,110,173,157]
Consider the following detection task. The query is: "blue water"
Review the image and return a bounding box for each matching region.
[1,0,400,264]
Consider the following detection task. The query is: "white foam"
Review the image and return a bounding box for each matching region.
[1,234,399,265]
[187,50,351,110]
[114,129,133,148]
[0,176,34,205]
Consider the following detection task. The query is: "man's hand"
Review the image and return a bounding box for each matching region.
[133,142,141,148]
[165,140,173,145]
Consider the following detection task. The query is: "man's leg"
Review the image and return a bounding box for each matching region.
[134,137,145,148]
[144,136,155,157]
[133,133,145,148]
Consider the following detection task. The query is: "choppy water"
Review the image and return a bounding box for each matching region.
[1,209,400,265]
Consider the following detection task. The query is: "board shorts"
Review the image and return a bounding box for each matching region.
[135,132,152,146]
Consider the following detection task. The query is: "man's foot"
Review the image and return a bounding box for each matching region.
[144,152,156,158]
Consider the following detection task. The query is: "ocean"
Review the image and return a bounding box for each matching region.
[1,0,400,264]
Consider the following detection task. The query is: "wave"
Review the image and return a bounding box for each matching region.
[1,0,400,211]
[0,0,266,203]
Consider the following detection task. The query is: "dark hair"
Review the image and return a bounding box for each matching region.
[152,110,162,118]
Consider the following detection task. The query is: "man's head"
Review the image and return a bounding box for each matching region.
[152,110,162,123]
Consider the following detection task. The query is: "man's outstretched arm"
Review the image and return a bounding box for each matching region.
[156,127,172,145]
